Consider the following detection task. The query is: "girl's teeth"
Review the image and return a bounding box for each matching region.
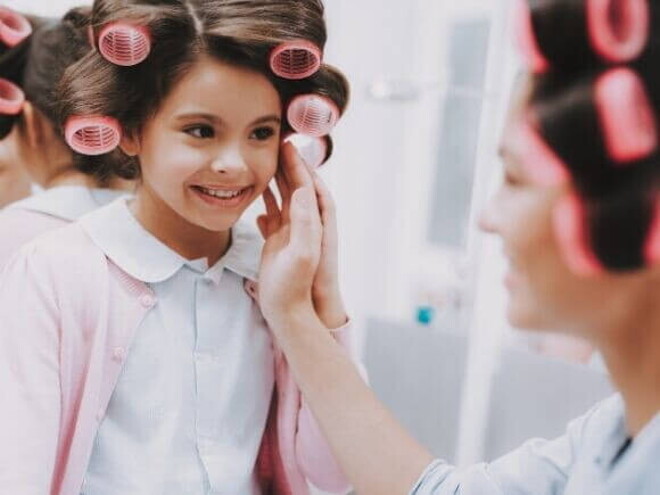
[201,187,243,198]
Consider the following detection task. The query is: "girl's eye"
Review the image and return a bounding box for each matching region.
[250,126,277,141]
[185,125,215,139]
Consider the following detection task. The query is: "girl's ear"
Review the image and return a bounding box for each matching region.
[119,131,140,156]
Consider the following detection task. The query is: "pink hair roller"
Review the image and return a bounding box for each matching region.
[287,94,339,137]
[96,23,151,66]
[644,196,660,265]
[285,133,328,169]
[587,0,649,64]
[514,0,550,73]
[553,192,604,276]
[0,78,25,115]
[65,116,122,156]
[0,6,32,48]
[515,120,571,186]
[270,40,322,80]
[515,0,649,73]
[595,67,657,164]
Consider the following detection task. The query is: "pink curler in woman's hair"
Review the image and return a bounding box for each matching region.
[516,0,649,73]
[595,67,658,164]
[644,196,660,265]
[514,119,570,186]
[284,133,328,169]
[0,78,25,115]
[0,6,32,48]
[65,116,122,156]
[553,192,604,277]
[514,0,550,74]
[587,0,649,64]
[287,94,339,138]
[270,40,322,80]
[96,23,151,67]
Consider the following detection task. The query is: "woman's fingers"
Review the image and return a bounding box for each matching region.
[275,171,291,224]
[261,186,281,234]
[290,186,323,256]
[281,141,315,191]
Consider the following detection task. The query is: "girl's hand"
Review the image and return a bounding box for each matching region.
[256,143,322,328]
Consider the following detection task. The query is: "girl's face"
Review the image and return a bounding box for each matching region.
[124,56,282,234]
[479,82,650,336]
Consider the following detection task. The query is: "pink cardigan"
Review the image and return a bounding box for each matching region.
[0,223,356,495]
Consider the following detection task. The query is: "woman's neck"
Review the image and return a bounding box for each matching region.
[598,292,660,436]
[130,187,231,266]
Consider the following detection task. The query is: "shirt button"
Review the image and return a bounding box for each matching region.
[112,347,126,362]
[140,293,156,307]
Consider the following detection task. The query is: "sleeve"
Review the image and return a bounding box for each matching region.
[409,398,610,495]
[0,247,62,494]
[295,319,368,494]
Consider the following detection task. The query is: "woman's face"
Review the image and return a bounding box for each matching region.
[124,55,282,234]
[479,81,650,336]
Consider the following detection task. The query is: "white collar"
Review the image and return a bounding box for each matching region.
[79,197,262,284]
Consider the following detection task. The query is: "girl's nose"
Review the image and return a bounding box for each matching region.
[211,145,248,174]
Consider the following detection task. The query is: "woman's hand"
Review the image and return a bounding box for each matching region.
[256,143,323,328]
[257,143,348,330]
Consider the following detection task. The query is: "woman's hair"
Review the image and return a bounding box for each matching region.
[0,9,91,140]
[519,0,660,272]
[58,0,350,181]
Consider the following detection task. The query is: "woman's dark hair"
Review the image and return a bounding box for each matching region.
[523,0,660,271]
[58,0,350,181]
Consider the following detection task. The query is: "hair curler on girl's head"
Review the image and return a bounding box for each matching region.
[270,40,322,80]
[0,6,32,48]
[0,78,25,115]
[287,93,340,137]
[65,115,122,156]
[516,0,650,74]
[92,22,151,67]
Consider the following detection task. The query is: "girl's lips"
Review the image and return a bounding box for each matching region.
[191,185,253,208]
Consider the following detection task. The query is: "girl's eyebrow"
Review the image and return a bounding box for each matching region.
[174,112,282,126]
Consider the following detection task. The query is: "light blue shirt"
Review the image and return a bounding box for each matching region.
[412,394,660,494]
[80,198,274,495]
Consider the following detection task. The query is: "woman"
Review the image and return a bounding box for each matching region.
[255,0,660,493]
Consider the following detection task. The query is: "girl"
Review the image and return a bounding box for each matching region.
[255,0,660,493]
[0,1,356,494]
[0,6,132,264]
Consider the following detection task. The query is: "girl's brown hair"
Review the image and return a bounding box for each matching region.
[58,0,350,182]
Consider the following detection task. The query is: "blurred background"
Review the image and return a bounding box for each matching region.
[6,0,613,482]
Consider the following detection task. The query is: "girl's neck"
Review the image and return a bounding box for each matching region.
[597,293,660,437]
[130,187,231,266]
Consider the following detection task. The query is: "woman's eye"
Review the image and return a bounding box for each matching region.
[185,125,215,139]
[250,126,276,141]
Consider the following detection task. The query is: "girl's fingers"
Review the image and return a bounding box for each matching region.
[289,186,322,254]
